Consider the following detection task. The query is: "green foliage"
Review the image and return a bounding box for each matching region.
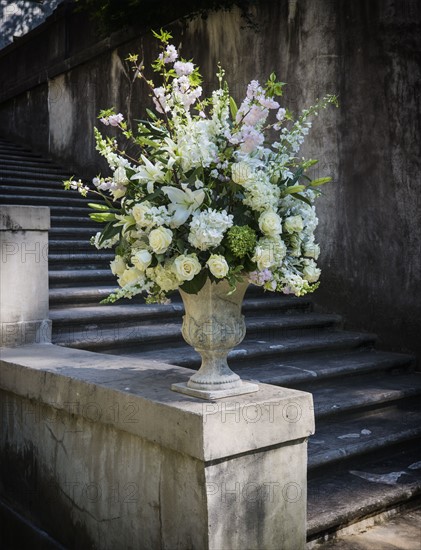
[179,269,208,294]
[265,73,286,98]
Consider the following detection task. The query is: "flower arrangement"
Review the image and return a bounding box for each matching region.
[65,29,337,304]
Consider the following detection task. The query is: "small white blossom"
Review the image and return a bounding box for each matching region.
[159,44,178,64]
[174,61,194,76]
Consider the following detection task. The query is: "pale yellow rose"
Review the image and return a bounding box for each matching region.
[110,255,126,277]
[118,266,143,287]
[131,249,152,271]
[252,246,275,271]
[149,227,173,254]
[172,254,201,281]
[206,255,229,278]
[258,211,282,236]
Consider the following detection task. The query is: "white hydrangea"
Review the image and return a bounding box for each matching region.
[243,176,280,212]
[188,208,233,251]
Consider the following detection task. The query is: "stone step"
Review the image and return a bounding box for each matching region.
[47,205,94,215]
[308,398,421,471]
[0,176,74,190]
[0,152,53,163]
[49,240,96,251]
[48,252,113,270]
[49,269,114,286]
[0,167,71,179]
[49,286,124,306]
[0,157,63,170]
[307,440,421,542]
[72,329,376,355]
[52,313,342,349]
[0,192,90,207]
[228,348,415,387]
[50,218,100,229]
[0,152,58,168]
[49,284,312,309]
[0,149,48,163]
[50,305,336,333]
[1,202,93,217]
[0,143,31,151]
[310,371,421,419]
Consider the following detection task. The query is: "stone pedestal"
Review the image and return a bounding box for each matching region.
[0,205,51,346]
[0,345,315,550]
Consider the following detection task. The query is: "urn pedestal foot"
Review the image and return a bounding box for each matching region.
[171,380,259,400]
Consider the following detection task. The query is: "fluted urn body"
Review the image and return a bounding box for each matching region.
[171,278,259,399]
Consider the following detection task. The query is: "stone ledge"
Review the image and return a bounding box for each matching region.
[0,205,50,231]
[0,344,315,462]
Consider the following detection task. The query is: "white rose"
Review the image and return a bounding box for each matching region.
[258,211,282,236]
[131,249,152,271]
[172,254,201,282]
[252,246,275,270]
[118,266,142,287]
[132,202,151,228]
[231,162,253,186]
[304,242,320,260]
[149,227,173,254]
[207,255,229,279]
[303,262,321,283]
[110,255,126,277]
[284,215,304,234]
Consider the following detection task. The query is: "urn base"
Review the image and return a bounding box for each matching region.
[171,380,259,400]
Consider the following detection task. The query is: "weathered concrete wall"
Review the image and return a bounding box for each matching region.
[0,344,314,549]
[0,0,420,360]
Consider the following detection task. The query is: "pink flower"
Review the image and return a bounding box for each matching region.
[108,113,124,127]
[152,87,170,113]
[100,113,124,126]
[259,97,280,110]
[239,126,264,153]
[241,105,268,126]
[249,269,273,286]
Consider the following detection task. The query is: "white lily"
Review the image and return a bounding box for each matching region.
[114,213,136,234]
[162,185,205,227]
[130,155,166,193]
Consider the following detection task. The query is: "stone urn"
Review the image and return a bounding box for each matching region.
[171,277,259,400]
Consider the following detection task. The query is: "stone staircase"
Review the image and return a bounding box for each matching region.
[1,137,421,545]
